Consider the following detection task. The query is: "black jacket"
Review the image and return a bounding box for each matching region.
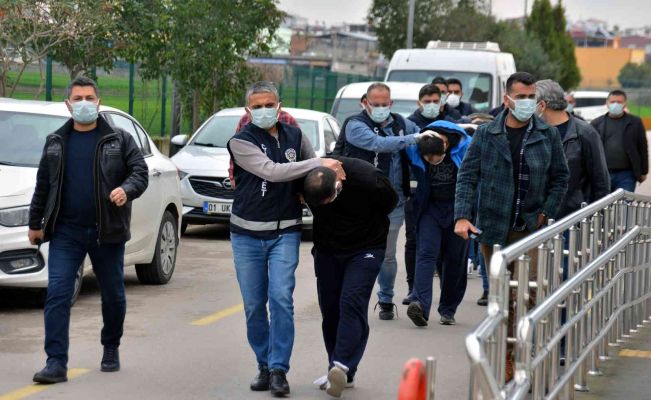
[29,116,149,243]
[558,116,610,217]
[308,157,398,253]
[591,112,649,180]
[407,109,457,128]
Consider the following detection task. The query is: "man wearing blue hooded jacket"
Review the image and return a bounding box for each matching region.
[404,120,471,327]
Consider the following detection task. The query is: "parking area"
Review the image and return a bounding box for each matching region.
[0,224,486,400]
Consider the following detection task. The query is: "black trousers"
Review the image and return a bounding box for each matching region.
[313,247,384,380]
[404,198,416,292]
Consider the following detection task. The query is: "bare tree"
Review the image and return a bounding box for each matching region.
[0,1,76,97]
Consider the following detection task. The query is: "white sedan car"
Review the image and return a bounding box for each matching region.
[0,98,182,303]
[171,107,340,233]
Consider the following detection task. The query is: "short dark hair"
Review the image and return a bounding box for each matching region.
[66,76,99,98]
[418,84,441,100]
[304,167,337,205]
[417,134,446,156]
[506,72,536,93]
[360,93,367,102]
[446,78,462,89]
[608,89,627,100]
[366,82,391,96]
[431,76,447,87]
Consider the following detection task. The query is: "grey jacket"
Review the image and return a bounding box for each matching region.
[558,116,610,218]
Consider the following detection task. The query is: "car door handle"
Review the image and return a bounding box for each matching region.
[152,169,162,177]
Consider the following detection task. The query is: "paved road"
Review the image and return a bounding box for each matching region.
[0,224,486,400]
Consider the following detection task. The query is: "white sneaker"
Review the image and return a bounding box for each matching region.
[315,375,354,390]
[326,362,348,398]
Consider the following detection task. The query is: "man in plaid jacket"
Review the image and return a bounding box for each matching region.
[453,72,569,381]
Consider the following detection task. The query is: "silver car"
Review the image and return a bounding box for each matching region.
[170,107,341,233]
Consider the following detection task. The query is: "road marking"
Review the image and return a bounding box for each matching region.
[0,368,90,400]
[619,349,651,359]
[191,303,244,326]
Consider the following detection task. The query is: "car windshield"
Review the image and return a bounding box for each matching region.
[332,99,415,124]
[0,111,68,167]
[575,97,607,108]
[387,70,493,112]
[190,114,320,150]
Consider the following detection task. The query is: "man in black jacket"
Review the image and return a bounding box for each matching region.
[536,80,610,217]
[28,76,148,383]
[591,89,648,192]
[304,158,397,398]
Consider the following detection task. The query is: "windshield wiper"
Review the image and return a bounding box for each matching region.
[193,142,216,147]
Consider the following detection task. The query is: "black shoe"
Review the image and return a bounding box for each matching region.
[250,366,270,391]
[375,302,397,320]
[407,302,428,327]
[33,363,68,384]
[269,369,290,397]
[402,292,413,305]
[101,347,120,372]
[439,315,456,325]
[477,292,488,306]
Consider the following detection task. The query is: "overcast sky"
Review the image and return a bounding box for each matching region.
[278,0,651,30]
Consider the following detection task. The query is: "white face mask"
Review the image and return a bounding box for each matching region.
[421,102,441,119]
[249,106,279,129]
[608,103,624,116]
[71,100,99,124]
[439,93,448,108]
[507,96,538,122]
[446,94,461,108]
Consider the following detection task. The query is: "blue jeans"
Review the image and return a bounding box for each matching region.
[314,247,383,381]
[377,202,405,304]
[45,223,126,367]
[477,241,488,293]
[610,170,636,192]
[231,231,300,372]
[413,201,468,320]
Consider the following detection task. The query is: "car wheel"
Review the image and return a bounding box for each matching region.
[135,211,178,285]
[71,263,84,305]
[37,263,83,308]
[181,222,188,235]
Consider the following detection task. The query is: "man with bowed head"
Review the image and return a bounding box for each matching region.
[227,81,343,397]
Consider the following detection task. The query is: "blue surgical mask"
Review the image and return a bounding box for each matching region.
[369,105,391,123]
[421,103,440,119]
[507,96,537,122]
[250,106,279,129]
[608,103,624,116]
[71,100,98,124]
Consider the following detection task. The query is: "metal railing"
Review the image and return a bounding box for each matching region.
[466,189,651,399]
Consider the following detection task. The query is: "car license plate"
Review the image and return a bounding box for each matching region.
[203,202,231,214]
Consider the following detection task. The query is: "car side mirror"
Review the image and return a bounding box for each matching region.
[171,134,189,147]
[327,141,336,154]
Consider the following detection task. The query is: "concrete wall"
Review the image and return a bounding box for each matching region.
[576,47,646,88]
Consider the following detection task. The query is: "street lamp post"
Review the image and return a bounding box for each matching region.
[407,0,415,48]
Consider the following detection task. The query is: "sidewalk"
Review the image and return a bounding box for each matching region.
[575,323,651,400]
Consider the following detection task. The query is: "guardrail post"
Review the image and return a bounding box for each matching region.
[426,357,436,400]
[574,219,590,392]
[515,254,530,392]
[489,244,506,386]
[563,226,578,399]
[534,243,549,399]
[588,213,604,376]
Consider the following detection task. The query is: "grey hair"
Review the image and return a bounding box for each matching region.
[535,79,567,111]
[366,82,391,96]
[245,81,279,104]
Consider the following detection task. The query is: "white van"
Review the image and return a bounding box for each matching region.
[330,81,424,124]
[385,41,516,112]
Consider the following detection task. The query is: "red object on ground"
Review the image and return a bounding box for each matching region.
[397,358,426,400]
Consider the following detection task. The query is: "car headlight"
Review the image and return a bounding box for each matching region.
[0,205,30,227]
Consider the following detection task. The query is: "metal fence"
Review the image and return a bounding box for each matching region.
[466,189,651,399]
[277,66,382,114]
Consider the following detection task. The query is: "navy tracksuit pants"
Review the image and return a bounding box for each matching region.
[313,247,384,381]
[413,200,468,320]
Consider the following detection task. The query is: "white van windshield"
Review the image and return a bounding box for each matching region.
[387,71,492,111]
[332,99,415,124]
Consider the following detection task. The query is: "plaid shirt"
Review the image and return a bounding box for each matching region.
[454,110,569,246]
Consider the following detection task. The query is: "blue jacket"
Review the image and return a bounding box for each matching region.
[406,120,471,223]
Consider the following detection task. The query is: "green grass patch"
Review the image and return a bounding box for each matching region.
[628,103,651,118]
